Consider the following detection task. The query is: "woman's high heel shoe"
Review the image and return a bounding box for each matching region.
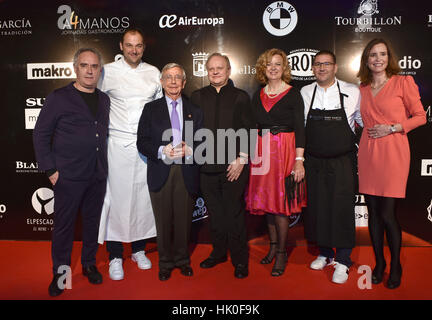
[387,263,402,289]
[260,242,277,264]
[371,262,386,284]
[271,251,287,277]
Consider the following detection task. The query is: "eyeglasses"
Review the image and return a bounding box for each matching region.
[312,62,335,68]
[162,75,184,81]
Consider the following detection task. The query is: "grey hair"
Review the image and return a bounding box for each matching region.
[73,48,103,67]
[205,52,231,70]
[160,63,186,80]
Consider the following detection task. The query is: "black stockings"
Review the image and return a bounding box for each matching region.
[266,214,289,269]
[365,195,402,275]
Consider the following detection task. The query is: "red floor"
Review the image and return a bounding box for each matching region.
[1,236,431,300]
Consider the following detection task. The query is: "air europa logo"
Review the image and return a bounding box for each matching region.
[57,5,129,35]
[27,63,75,80]
[159,15,224,29]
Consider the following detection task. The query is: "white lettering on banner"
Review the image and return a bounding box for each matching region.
[399,56,421,75]
[0,19,31,29]
[26,98,45,107]
[27,63,75,80]
[288,49,319,80]
[427,200,432,223]
[0,204,6,214]
[421,159,432,176]
[25,108,41,130]
[159,15,224,29]
[428,15,432,23]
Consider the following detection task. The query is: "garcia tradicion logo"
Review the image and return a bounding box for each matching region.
[57,5,129,35]
[263,2,298,36]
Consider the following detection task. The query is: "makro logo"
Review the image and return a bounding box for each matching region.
[57,5,129,35]
[287,49,319,81]
[399,56,421,75]
[159,15,224,29]
[421,159,432,176]
[335,0,402,33]
[263,2,298,37]
[0,18,32,36]
[27,62,75,80]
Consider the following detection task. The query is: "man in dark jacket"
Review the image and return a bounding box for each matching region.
[190,53,252,278]
[33,48,110,296]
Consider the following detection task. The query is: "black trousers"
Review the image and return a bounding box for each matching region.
[149,165,195,270]
[200,168,249,266]
[52,175,106,275]
[106,240,147,261]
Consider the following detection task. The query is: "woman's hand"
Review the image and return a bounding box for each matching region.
[367,124,395,139]
[292,160,305,183]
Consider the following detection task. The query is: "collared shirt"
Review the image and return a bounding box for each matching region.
[300,78,363,132]
[98,56,162,135]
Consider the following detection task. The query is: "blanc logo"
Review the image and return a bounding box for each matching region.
[27,62,75,80]
[159,15,224,29]
[263,2,298,37]
[16,161,39,173]
[427,200,432,223]
[192,52,209,77]
[287,49,319,80]
[421,159,432,176]
[31,188,54,215]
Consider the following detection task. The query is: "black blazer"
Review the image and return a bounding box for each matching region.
[33,82,110,180]
[136,95,203,195]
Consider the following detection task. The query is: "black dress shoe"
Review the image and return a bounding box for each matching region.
[234,264,249,279]
[158,269,172,281]
[82,265,103,284]
[200,256,227,269]
[387,264,402,289]
[48,274,64,297]
[372,263,386,285]
[179,265,193,277]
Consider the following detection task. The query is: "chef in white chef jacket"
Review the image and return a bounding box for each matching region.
[97,28,163,281]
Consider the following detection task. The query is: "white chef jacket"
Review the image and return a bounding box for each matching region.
[98,57,163,244]
[300,78,363,132]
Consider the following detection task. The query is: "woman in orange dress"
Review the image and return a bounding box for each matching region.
[357,38,426,289]
[246,48,306,276]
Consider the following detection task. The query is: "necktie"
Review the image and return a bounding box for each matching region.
[171,100,181,147]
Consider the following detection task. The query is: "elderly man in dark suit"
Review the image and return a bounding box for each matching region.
[137,63,203,281]
[33,48,110,297]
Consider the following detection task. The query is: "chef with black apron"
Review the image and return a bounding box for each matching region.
[300,50,363,284]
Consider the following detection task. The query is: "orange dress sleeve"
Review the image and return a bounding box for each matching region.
[400,76,426,133]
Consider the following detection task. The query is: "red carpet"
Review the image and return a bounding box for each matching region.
[1,230,431,300]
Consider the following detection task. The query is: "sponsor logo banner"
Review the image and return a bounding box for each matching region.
[0,18,32,36]
[25,108,41,129]
[159,15,224,29]
[287,49,319,81]
[263,1,298,36]
[27,63,75,80]
[421,159,432,176]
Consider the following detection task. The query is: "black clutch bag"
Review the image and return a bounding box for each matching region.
[285,174,306,210]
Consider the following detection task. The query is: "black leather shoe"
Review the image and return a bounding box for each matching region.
[387,264,402,289]
[158,269,172,281]
[234,264,249,279]
[179,265,193,277]
[200,256,227,269]
[372,263,386,285]
[48,274,64,297]
[82,265,103,284]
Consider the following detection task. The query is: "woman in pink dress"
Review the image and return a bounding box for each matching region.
[246,48,306,276]
[357,38,426,289]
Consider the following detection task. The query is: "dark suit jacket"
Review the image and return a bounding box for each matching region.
[33,82,110,181]
[136,95,203,195]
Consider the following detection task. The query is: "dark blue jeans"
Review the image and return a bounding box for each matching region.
[106,240,147,261]
[320,247,352,268]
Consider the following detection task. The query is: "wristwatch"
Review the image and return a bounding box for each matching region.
[295,157,305,161]
[390,125,397,134]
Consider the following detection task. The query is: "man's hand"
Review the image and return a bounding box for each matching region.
[49,171,59,185]
[163,142,185,160]
[226,157,246,182]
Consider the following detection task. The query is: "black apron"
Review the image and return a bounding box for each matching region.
[304,82,356,249]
